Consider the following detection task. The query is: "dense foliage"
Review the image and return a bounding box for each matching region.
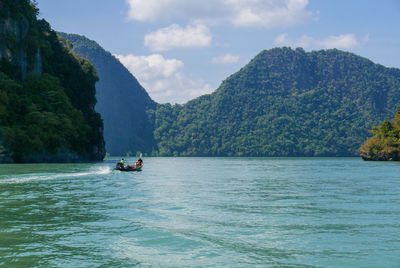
[152,48,400,156]
[58,33,156,156]
[360,107,400,160]
[0,0,105,162]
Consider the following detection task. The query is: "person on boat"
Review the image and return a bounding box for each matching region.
[136,156,143,167]
[119,158,125,167]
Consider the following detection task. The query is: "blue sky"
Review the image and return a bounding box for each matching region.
[37,0,400,104]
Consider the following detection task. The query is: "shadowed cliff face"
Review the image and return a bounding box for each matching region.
[0,1,105,163]
[0,10,43,80]
[0,16,17,60]
[58,32,156,156]
[1,15,26,79]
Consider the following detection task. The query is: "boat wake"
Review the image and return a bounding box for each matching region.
[0,166,111,184]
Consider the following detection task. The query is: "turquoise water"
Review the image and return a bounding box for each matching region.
[0,157,399,267]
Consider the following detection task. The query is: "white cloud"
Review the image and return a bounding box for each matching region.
[319,34,359,49]
[116,54,213,104]
[126,0,312,28]
[274,33,370,49]
[227,0,311,27]
[144,24,212,52]
[212,53,239,64]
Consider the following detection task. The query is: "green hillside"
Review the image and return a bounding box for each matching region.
[152,48,400,156]
[57,33,156,156]
[0,0,105,162]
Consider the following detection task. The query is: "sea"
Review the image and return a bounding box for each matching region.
[0,157,399,267]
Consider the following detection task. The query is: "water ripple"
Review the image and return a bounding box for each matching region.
[0,158,400,267]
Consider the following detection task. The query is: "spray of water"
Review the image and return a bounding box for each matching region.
[0,166,111,184]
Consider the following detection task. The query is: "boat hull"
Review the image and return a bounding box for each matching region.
[115,165,143,172]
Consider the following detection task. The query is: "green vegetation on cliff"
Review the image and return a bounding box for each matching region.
[152,48,400,156]
[360,107,400,161]
[0,0,105,162]
[57,33,156,156]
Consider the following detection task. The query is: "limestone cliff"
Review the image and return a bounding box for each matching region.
[0,0,105,163]
[0,2,42,79]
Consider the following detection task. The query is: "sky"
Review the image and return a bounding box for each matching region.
[36,0,400,104]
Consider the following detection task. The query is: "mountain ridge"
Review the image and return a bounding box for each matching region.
[58,33,400,157]
[152,47,400,156]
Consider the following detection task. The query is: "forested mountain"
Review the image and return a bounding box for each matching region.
[47,32,400,157]
[0,0,105,162]
[152,48,400,156]
[57,33,156,156]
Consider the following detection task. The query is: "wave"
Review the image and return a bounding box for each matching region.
[0,166,111,184]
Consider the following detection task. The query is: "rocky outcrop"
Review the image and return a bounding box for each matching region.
[0,14,18,60]
[32,49,42,75]
[0,154,12,163]
[0,13,41,79]
[18,149,91,163]
[0,146,12,163]
[361,150,400,161]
